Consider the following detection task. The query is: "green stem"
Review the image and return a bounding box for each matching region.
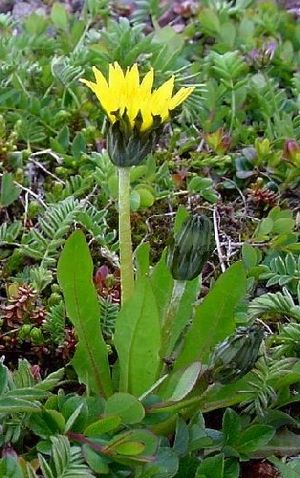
[160,280,186,360]
[118,167,134,304]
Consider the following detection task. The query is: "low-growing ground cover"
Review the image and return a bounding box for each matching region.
[0,1,300,476]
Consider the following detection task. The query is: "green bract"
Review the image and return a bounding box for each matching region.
[107,114,159,167]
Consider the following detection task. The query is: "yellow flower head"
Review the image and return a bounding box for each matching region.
[80,62,194,132]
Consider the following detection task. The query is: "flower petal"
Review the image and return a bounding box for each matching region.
[125,64,140,125]
[140,111,153,131]
[169,86,195,110]
[79,78,96,90]
[151,76,175,117]
[92,66,109,90]
[140,68,154,93]
[107,63,126,113]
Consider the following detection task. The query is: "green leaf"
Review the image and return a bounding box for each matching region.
[85,415,122,436]
[130,165,147,182]
[104,393,145,425]
[114,276,161,396]
[136,188,155,208]
[36,368,64,391]
[259,430,300,456]
[0,397,41,413]
[57,230,112,397]
[144,447,179,477]
[51,2,69,29]
[64,403,85,432]
[0,173,21,208]
[71,132,86,160]
[224,459,239,478]
[237,425,275,454]
[83,445,110,474]
[174,262,246,369]
[273,218,295,235]
[222,408,241,446]
[150,252,173,319]
[270,457,300,478]
[120,429,158,456]
[55,125,70,152]
[176,456,199,478]
[5,388,48,401]
[199,8,220,35]
[130,190,140,211]
[173,417,189,456]
[0,456,23,478]
[219,22,236,48]
[29,409,65,438]
[255,217,273,239]
[196,454,224,478]
[135,243,150,279]
[242,243,259,269]
[61,396,88,432]
[150,249,200,355]
[170,277,200,354]
[30,410,65,438]
[170,362,202,402]
[114,441,145,456]
[0,362,8,395]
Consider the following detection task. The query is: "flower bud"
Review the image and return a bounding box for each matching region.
[283,139,300,162]
[209,325,264,384]
[166,214,214,281]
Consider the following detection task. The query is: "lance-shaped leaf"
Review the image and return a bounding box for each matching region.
[58,230,112,397]
[174,262,246,370]
[114,277,161,397]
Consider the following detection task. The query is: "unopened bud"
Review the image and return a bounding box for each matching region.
[209,325,264,384]
[166,214,214,281]
[283,139,300,162]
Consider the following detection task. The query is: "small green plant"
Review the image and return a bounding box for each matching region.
[1,1,300,476]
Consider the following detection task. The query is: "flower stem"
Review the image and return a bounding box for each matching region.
[118,167,134,304]
[160,280,186,360]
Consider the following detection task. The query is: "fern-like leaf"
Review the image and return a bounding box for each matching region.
[51,56,84,88]
[272,322,300,358]
[46,175,94,202]
[0,221,22,245]
[20,197,114,267]
[21,197,81,267]
[43,302,66,346]
[14,265,53,292]
[131,0,164,25]
[76,202,116,244]
[242,356,294,417]
[249,286,300,321]
[99,296,119,337]
[39,435,95,478]
[260,253,300,293]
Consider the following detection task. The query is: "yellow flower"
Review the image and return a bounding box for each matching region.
[80,62,194,132]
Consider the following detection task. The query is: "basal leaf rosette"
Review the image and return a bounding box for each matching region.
[80,62,194,167]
